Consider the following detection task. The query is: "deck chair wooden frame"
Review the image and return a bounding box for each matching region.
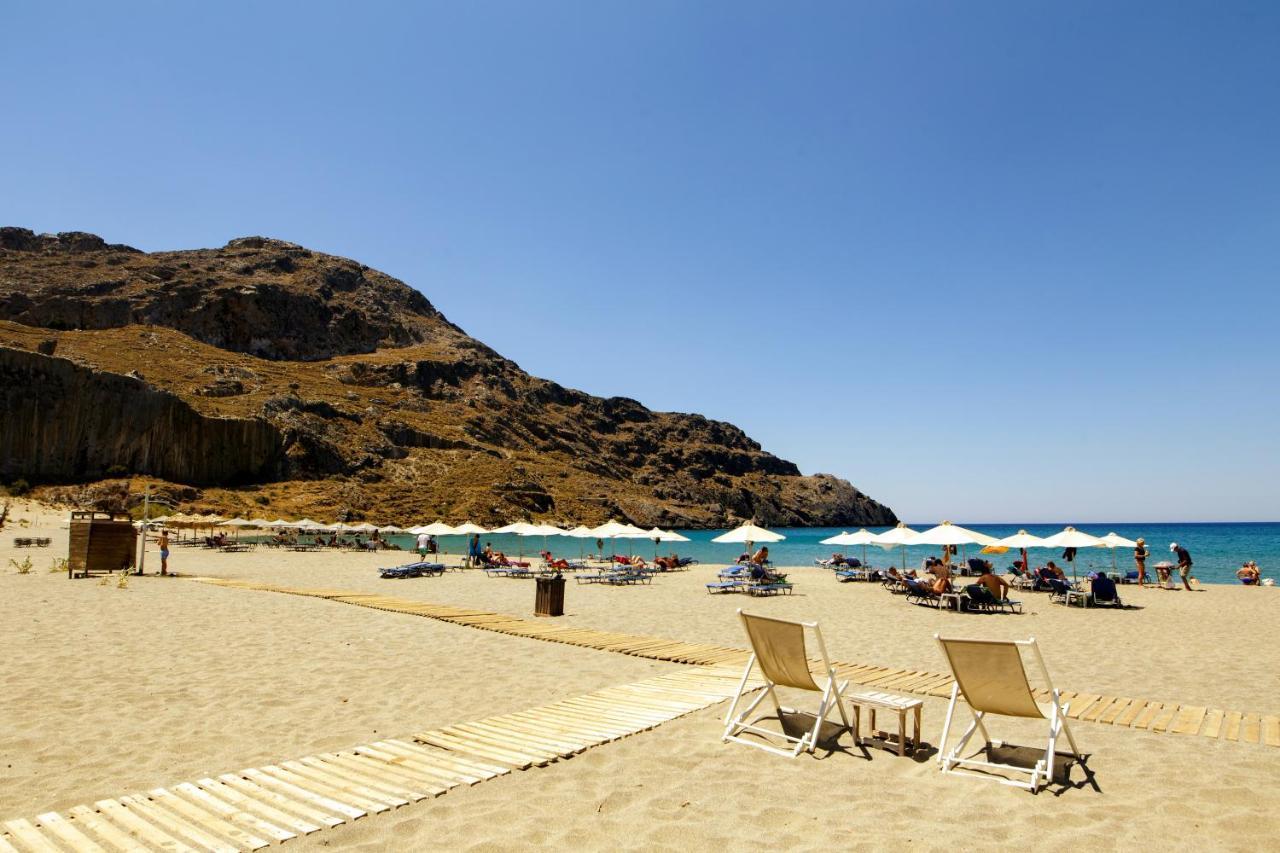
[722,609,851,757]
[935,635,1081,792]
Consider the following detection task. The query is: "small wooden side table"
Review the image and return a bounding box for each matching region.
[847,690,923,756]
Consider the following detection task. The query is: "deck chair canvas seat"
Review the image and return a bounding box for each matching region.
[722,610,851,757]
[935,635,1082,792]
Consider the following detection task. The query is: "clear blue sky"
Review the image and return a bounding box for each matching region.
[4,2,1277,522]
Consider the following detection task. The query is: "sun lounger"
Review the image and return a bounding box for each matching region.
[722,610,852,757]
[747,581,794,596]
[706,580,745,594]
[835,567,869,582]
[935,635,1082,792]
[960,584,1023,614]
[905,578,941,607]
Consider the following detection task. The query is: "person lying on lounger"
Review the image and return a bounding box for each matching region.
[654,554,679,570]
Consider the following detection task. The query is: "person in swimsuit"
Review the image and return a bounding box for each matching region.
[1134,538,1149,586]
[157,528,170,576]
[1237,562,1260,585]
[974,562,1009,600]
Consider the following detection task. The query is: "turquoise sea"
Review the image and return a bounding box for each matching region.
[385,522,1278,585]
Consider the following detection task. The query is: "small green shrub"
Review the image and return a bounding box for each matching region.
[10,556,33,574]
[49,557,68,574]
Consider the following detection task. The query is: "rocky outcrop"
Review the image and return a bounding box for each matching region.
[0,227,897,526]
[0,228,463,360]
[0,346,283,485]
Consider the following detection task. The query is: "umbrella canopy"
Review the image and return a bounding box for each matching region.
[710,523,785,544]
[1098,531,1139,572]
[527,523,567,537]
[377,524,404,534]
[590,520,641,538]
[349,522,378,533]
[821,528,878,564]
[913,521,998,547]
[219,518,257,527]
[1040,526,1105,580]
[292,518,324,530]
[1040,526,1104,548]
[1098,532,1138,548]
[871,523,919,546]
[419,522,457,536]
[265,518,293,527]
[492,521,541,535]
[871,523,919,570]
[564,525,596,538]
[647,527,690,542]
[451,522,489,535]
[248,518,272,527]
[149,514,171,523]
[992,530,1048,548]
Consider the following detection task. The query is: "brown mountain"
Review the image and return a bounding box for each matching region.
[0,227,896,527]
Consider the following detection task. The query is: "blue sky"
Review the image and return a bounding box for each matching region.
[4,2,1277,521]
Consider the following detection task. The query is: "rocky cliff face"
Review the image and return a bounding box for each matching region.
[0,228,896,527]
[0,346,283,485]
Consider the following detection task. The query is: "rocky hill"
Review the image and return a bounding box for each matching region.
[0,227,896,527]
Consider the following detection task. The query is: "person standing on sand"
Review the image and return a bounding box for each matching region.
[1134,538,1150,586]
[416,530,430,559]
[1171,542,1194,591]
[157,528,170,576]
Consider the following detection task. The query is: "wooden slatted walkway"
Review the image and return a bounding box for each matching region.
[0,665,760,852]
[187,577,1280,751]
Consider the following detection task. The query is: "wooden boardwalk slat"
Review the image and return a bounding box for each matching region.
[146,787,269,851]
[32,812,107,853]
[1200,709,1225,739]
[213,774,343,829]
[93,799,195,853]
[2,818,63,853]
[1263,716,1280,748]
[1171,706,1207,736]
[1240,714,1262,744]
[1224,711,1244,742]
[67,804,155,853]
[117,794,234,853]
[193,778,323,836]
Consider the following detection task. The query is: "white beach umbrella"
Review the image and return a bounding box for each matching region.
[1098,532,1139,572]
[350,522,378,534]
[265,518,291,528]
[991,530,1048,576]
[589,520,648,563]
[711,523,784,564]
[293,518,323,530]
[563,524,597,560]
[419,522,455,535]
[871,523,920,570]
[493,521,541,535]
[248,518,271,527]
[377,524,404,534]
[219,518,256,527]
[914,521,999,566]
[710,523,785,544]
[646,527,690,559]
[149,514,171,523]
[1040,526,1105,580]
[452,522,489,535]
[821,528,878,566]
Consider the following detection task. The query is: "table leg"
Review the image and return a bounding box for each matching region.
[852,704,861,746]
[914,705,921,753]
[897,709,906,757]
[869,707,877,735]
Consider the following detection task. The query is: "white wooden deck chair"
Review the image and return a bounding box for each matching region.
[722,609,851,757]
[935,635,1082,792]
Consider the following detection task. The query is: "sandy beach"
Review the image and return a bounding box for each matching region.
[4,503,1279,851]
